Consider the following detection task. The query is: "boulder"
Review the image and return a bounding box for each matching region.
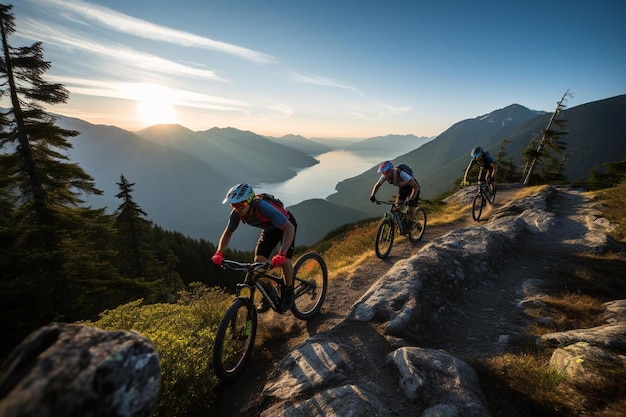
[0,323,160,417]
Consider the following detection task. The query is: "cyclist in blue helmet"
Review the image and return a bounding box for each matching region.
[211,183,297,312]
[370,160,421,221]
[463,147,498,186]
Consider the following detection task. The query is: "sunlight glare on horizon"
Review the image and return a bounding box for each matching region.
[130,83,179,127]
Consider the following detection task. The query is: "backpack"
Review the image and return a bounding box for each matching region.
[251,193,289,222]
[397,163,413,176]
[390,164,414,185]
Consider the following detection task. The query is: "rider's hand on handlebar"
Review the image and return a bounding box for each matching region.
[370,195,376,202]
[211,251,224,266]
[488,177,495,184]
[271,251,287,267]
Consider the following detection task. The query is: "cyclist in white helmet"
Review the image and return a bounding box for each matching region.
[370,161,421,221]
[211,183,297,312]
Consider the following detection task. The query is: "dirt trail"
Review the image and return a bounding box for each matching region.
[205,186,541,416]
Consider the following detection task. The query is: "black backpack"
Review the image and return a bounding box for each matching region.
[397,163,413,176]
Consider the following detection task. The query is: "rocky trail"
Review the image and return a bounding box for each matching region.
[206,185,623,417]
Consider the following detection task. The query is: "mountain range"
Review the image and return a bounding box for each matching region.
[46,93,626,249]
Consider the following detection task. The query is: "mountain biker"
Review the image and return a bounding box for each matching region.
[211,183,297,312]
[369,161,421,224]
[463,146,498,187]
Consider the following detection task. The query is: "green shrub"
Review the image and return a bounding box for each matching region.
[83,284,233,417]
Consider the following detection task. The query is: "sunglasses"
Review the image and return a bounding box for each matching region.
[231,201,248,210]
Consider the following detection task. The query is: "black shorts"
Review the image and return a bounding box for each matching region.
[255,212,297,259]
[397,185,419,207]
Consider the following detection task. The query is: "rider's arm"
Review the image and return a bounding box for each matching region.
[408,178,420,201]
[370,176,385,199]
[462,159,474,185]
[399,171,420,201]
[216,228,233,253]
[216,210,240,252]
[489,161,498,179]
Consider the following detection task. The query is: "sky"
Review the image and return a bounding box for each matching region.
[4,0,626,138]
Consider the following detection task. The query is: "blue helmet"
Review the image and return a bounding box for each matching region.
[471,147,484,159]
[377,161,393,173]
[223,183,255,204]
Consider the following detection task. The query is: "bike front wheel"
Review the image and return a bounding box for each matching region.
[472,193,485,221]
[212,297,257,382]
[291,252,328,320]
[375,218,395,259]
[408,208,427,243]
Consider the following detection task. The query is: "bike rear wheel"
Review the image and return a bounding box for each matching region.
[291,252,328,320]
[472,192,485,221]
[375,218,394,259]
[408,208,427,243]
[212,297,257,382]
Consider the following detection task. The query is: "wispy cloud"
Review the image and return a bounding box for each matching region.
[289,71,363,95]
[24,0,276,64]
[18,18,226,81]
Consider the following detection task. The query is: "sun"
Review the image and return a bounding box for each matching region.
[137,99,178,126]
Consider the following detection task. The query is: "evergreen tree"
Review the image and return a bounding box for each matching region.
[494,137,519,183]
[0,5,125,351]
[114,174,169,302]
[522,91,571,184]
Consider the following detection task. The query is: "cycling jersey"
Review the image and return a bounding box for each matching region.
[227,199,290,232]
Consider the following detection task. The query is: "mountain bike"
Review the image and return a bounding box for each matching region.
[212,251,327,381]
[472,180,496,221]
[373,200,427,259]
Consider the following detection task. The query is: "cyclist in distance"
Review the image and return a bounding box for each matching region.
[211,183,297,312]
[463,146,498,186]
[369,161,421,223]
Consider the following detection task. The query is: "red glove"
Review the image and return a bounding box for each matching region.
[211,251,224,266]
[271,251,287,267]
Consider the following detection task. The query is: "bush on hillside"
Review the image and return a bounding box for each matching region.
[82,283,232,417]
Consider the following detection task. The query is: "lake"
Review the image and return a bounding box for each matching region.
[254,149,393,207]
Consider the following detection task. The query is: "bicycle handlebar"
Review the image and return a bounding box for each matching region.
[221,259,271,272]
[373,199,406,207]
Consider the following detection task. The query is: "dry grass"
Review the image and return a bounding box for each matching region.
[594,181,626,243]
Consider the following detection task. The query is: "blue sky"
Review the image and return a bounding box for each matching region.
[5,0,626,138]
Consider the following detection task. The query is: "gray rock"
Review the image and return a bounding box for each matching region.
[0,322,160,417]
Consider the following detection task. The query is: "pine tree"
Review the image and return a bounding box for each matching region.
[522,91,571,185]
[0,5,123,350]
[114,174,171,303]
[494,137,519,183]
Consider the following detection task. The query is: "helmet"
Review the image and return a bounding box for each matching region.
[223,183,255,204]
[470,147,484,158]
[377,161,394,173]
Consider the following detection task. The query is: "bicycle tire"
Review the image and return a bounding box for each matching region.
[408,208,427,243]
[472,192,484,221]
[291,252,328,320]
[212,297,257,382]
[375,218,394,259]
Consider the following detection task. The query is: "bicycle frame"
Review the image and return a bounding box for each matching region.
[377,201,409,234]
[223,260,283,313]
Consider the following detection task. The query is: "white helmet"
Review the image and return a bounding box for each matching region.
[223,183,255,204]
